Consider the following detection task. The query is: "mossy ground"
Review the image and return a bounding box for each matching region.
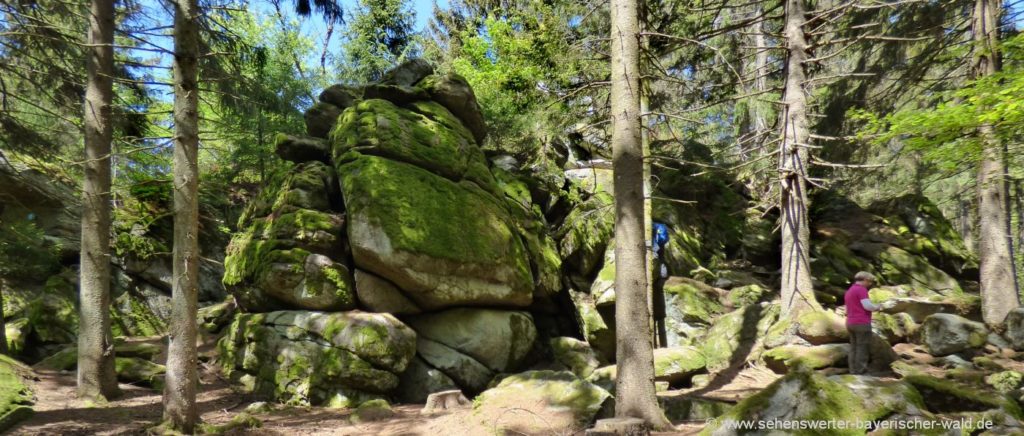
[0,354,33,432]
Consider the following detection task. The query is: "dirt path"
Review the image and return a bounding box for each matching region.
[12,365,707,435]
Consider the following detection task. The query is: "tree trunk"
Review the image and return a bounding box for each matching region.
[78,0,119,400]
[778,0,820,316]
[973,0,1019,326]
[163,0,200,430]
[0,278,8,355]
[1015,180,1023,264]
[609,0,671,429]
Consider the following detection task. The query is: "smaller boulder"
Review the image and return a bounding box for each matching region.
[986,371,1024,393]
[319,84,359,109]
[416,338,493,394]
[473,371,610,434]
[363,84,429,106]
[116,357,166,389]
[396,357,459,403]
[418,74,487,145]
[795,310,848,345]
[762,344,849,374]
[379,58,435,86]
[350,399,394,424]
[653,346,707,384]
[421,390,470,414]
[920,313,988,356]
[1004,308,1024,350]
[304,102,342,139]
[550,337,603,379]
[353,270,421,315]
[274,134,330,164]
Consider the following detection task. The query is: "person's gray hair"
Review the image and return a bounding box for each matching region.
[854,271,875,283]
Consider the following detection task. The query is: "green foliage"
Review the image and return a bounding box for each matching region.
[0,219,60,281]
[423,0,605,155]
[857,34,1024,175]
[337,0,417,83]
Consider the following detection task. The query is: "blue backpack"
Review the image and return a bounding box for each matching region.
[653,222,670,248]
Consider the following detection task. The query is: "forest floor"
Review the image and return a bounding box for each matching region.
[10,364,710,435]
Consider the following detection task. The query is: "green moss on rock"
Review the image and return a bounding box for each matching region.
[339,154,533,309]
[0,355,33,432]
[663,277,724,324]
[701,303,780,371]
[473,370,611,434]
[986,371,1024,394]
[216,311,416,406]
[762,344,848,373]
[330,99,487,184]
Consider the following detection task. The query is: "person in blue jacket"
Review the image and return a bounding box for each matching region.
[652,222,670,347]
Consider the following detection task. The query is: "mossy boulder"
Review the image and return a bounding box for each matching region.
[762,344,849,373]
[416,73,487,145]
[658,394,731,422]
[0,355,33,432]
[704,371,929,436]
[725,284,769,308]
[568,290,616,362]
[304,102,342,139]
[226,246,355,312]
[550,337,603,379]
[873,311,919,343]
[274,134,330,164]
[986,371,1024,393]
[415,337,493,393]
[1004,308,1024,351]
[919,313,988,356]
[330,98,488,184]
[663,277,724,325]
[564,167,613,196]
[473,370,610,434]
[395,356,458,403]
[701,303,780,371]
[349,398,395,423]
[198,299,237,333]
[903,374,1024,426]
[217,311,416,405]
[869,194,978,277]
[338,154,534,309]
[115,357,166,389]
[876,246,962,297]
[110,283,168,338]
[236,161,340,225]
[586,347,707,392]
[406,308,536,372]
[2,274,80,358]
[556,192,614,280]
[353,269,421,315]
[224,161,353,312]
[653,346,707,384]
[795,310,848,345]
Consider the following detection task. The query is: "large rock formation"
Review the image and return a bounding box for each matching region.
[220,60,547,402]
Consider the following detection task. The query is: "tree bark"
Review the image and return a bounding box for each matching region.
[778,0,820,316]
[0,278,8,354]
[78,0,120,400]
[163,0,200,430]
[973,0,1019,326]
[609,0,671,429]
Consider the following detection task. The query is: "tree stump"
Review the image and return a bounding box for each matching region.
[421,390,470,414]
[586,418,650,436]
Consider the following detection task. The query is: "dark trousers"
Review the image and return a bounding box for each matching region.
[847,323,873,375]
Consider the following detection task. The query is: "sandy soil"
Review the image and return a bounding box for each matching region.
[10,364,712,435]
